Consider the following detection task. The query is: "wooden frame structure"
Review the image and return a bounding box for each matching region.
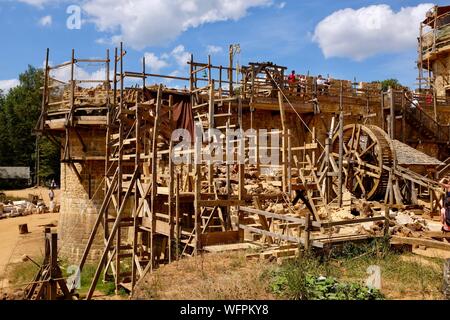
[36,42,450,299]
[24,228,75,300]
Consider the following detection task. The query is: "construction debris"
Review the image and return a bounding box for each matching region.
[0,199,57,220]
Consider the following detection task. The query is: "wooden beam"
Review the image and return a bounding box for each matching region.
[391,235,450,251]
[239,224,323,248]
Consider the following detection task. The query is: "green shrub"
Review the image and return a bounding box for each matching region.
[269,272,384,300]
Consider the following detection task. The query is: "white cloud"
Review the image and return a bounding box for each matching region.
[277,2,286,9]
[95,38,109,45]
[47,61,112,88]
[81,0,272,49]
[143,45,191,74]
[17,0,54,7]
[171,45,191,67]
[144,52,169,73]
[16,0,273,48]
[312,3,434,61]
[0,79,20,93]
[39,15,52,26]
[206,45,223,54]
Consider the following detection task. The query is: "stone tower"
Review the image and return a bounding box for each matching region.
[419,5,450,96]
[37,50,110,264]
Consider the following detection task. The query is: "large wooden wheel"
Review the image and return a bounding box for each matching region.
[331,124,395,200]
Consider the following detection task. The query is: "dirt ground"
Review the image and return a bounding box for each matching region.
[0,213,59,276]
[0,212,59,297]
[132,251,276,300]
[0,187,61,278]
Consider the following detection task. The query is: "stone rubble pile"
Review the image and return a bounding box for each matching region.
[0,199,58,220]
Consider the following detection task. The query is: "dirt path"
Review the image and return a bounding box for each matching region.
[0,213,59,277]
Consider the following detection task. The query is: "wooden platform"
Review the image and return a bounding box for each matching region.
[203,242,262,253]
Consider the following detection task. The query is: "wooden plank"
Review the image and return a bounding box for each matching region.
[423,231,450,240]
[239,224,324,248]
[198,199,245,207]
[142,217,171,236]
[319,216,386,228]
[391,236,450,251]
[254,196,273,244]
[240,206,322,228]
[204,242,261,253]
[199,231,240,247]
[316,234,382,244]
[240,206,302,224]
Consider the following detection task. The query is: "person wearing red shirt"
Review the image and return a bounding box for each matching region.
[288,70,296,93]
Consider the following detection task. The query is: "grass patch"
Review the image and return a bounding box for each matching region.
[268,239,445,300]
[267,251,383,300]
[60,263,128,297]
[6,258,42,288]
[133,251,275,300]
[5,257,125,298]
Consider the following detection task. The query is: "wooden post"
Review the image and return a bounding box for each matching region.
[402,92,406,143]
[19,224,29,234]
[433,85,438,122]
[69,48,75,126]
[208,80,215,193]
[194,162,201,255]
[325,137,331,204]
[419,23,423,91]
[380,91,385,130]
[389,87,395,140]
[256,128,260,176]
[278,91,287,193]
[150,85,163,269]
[430,188,434,218]
[384,205,390,237]
[48,232,58,300]
[35,135,40,186]
[288,129,292,199]
[389,170,395,206]
[39,48,49,131]
[175,173,180,260]
[338,81,344,208]
[209,79,215,127]
[115,42,124,294]
[229,45,234,95]
[238,97,245,200]
[304,212,311,252]
[226,122,231,194]
[168,95,174,263]
[219,66,223,98]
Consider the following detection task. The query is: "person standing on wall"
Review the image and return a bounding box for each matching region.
[288,70,297,94]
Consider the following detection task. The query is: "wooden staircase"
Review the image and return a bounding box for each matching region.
[402,99,450,143]
[437,157,450,179]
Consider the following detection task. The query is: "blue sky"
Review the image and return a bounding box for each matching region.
[0,0,448,91]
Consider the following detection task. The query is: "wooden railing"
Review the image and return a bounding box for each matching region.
[421,11,450,57]
[403,100,450,142]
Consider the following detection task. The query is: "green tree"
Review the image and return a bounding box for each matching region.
[0,66,60,187]
[372,79,402,92]
[37,137,60,185]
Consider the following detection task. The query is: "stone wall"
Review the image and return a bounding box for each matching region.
[58,128,106,265]
[432,54,450,97]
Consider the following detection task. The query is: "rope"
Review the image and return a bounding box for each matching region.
[266,72,325,150]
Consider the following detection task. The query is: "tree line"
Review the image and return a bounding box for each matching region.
[0,66,59,189]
